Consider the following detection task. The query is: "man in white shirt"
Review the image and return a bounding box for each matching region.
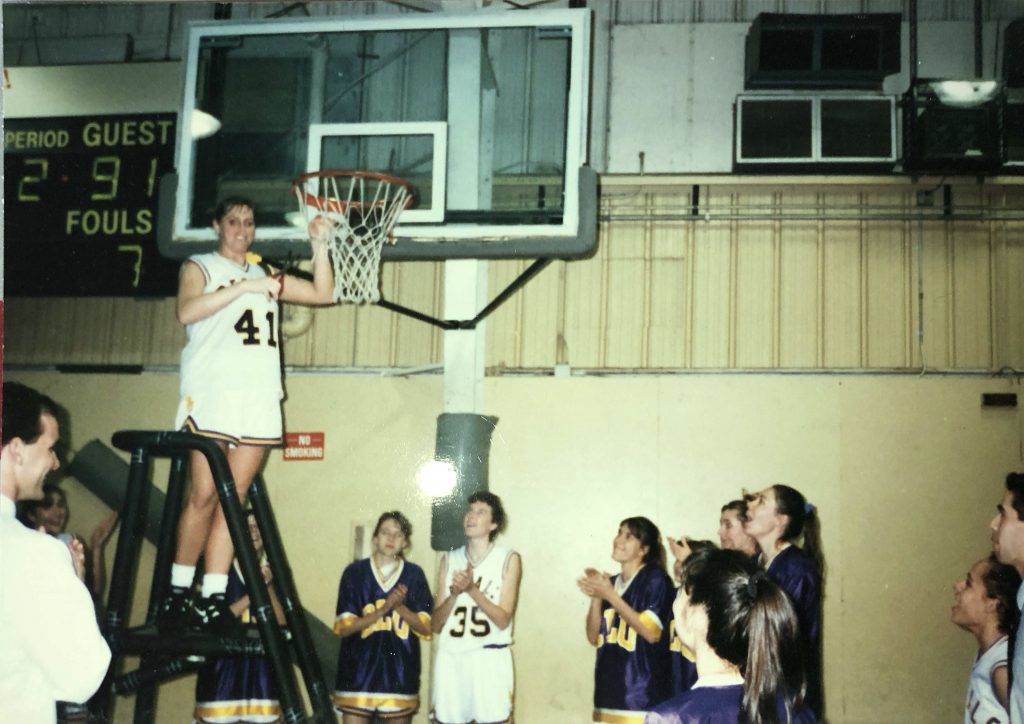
[0,382,111,723]
[990,471,1024,724]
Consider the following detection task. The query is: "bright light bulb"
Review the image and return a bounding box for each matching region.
[191,109,222,139]
[416,460,457,497]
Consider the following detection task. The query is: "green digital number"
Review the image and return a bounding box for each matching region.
[91,155,121,200]
[17,158,48,201]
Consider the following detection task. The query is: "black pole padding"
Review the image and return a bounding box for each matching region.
[113,657,206,695]
[431,414,499,551]
[249,479,335,722]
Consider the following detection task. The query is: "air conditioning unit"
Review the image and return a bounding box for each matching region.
[735,93,897,169]
[902,80,1004,173]
[745,13,901,90]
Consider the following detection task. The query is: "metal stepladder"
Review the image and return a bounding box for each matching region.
[95,430,333,723]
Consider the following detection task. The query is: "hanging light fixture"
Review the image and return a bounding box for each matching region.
[190,109,222,139]
[929,80,1001,108]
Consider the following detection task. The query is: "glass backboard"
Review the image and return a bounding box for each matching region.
[161,8,595,261]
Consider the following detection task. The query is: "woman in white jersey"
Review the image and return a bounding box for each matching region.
[160,197,334,633]
[431,491,522,724]
[951,554,1020,723]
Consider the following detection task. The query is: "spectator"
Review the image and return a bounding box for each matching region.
[0,382,111,723]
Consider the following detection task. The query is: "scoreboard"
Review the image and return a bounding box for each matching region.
[4,113,180,296]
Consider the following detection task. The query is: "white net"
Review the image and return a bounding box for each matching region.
[293,171,411,304]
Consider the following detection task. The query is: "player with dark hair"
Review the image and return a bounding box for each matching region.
[431,492,522,724]
[646,548,814,724]
[744,484,824,718]
[161,198,334,632]
[663,538,716,699]
[333,511,432,723]
[579,516,674,723]
[719,499,758,557]
[951,554,1019,723]
[990,471,1024,721]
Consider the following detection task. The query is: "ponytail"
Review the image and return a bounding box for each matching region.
[742,572,806,724]
[685,550,806,724]
[772,484,825,581]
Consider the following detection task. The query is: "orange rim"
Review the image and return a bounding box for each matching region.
[291,169,416,213]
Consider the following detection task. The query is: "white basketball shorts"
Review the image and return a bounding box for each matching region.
[175,390,282,447]
[431,646,514,724]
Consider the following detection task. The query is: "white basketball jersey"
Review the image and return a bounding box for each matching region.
[179,253,283,398]
[965,636,1009,724]
[438,544,514,652]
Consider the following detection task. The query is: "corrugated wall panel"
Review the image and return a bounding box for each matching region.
[994,221,1024,370]
[951,222,995,369]
[648,193,690,368]
[821,220,863,368]
[563,221,609,367]
[778,221,821,368]
[487,261,526,369]
[515,261,562,369]
[387,261,443,368]
[863,219,911,368]
[920,221,954,370]
[6,180,1024,374]
[690,223,732,367]
[733,221,775,368]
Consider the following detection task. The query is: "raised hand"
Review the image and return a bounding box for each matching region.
[90,510,119,550]
[577,567,613,600]
[666,535,692,563]
[68,537,87,582]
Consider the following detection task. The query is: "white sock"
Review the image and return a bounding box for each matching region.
[201,573,229,598]
[170,564,196,589]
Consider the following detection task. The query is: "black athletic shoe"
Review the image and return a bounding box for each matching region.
[156,585,192,632]
[192,594,242,635]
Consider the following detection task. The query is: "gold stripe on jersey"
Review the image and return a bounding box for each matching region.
[413,611,433,640]
[334,612,357,636]
[194,699,281,720]
[332,691,418,715]
[594,707,647,723]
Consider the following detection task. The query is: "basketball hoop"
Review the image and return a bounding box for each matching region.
[291,170,415,304]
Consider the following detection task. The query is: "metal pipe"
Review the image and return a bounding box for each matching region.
[909,0,918,85]
[598,212,1024,222]
[976,0,984,77]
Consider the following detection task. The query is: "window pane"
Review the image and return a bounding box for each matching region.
[740,100,812,158]
[821,99,892,158]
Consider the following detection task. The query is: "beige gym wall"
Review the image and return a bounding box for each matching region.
[5,369,1021,723]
